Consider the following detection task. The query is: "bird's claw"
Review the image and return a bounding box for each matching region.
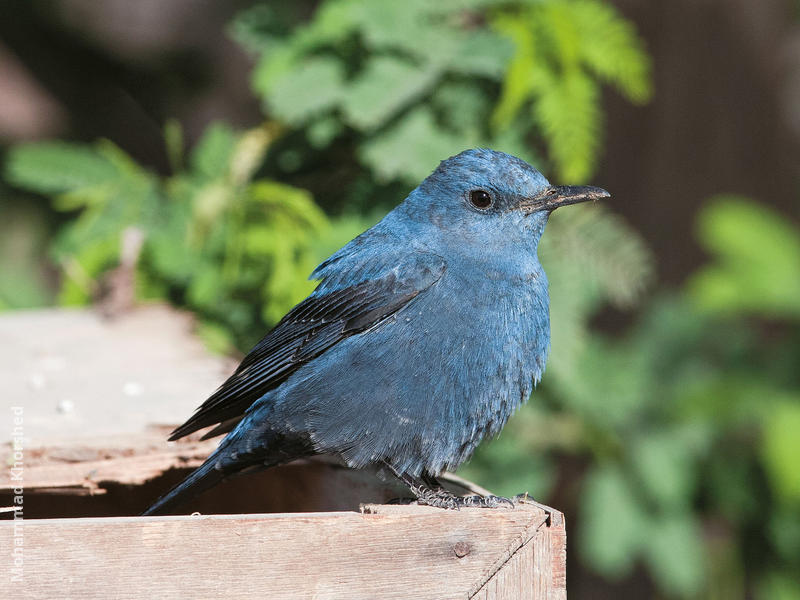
[460,494,515,509]
[413,488,514,510]
[414,487,463,510]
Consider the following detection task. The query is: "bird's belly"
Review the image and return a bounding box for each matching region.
[272,281,548,476]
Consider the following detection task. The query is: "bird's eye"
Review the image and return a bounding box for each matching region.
[469,189,493,210]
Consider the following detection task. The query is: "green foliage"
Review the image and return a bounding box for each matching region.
[5,141,120,193]
[541,205,653,381]
[0,192,54,310]
[464,196,800,598]
[7,139,161,305]
[688,196,800,318]
[235,0,651,185]
[492,0,651,181]
[762,400,800,506]
[12,3,796,598]
[4,124,368,349]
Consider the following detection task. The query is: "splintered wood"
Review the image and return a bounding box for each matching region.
[0,305,232,498]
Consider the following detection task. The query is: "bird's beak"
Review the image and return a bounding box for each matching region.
[520,185,610,213]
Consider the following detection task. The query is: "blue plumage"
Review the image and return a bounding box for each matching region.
[143,148,608,514]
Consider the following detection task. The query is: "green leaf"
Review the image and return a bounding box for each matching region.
[448,30,513,79]
[248,1,359,103]
[190,122,237,179]
[543,205,653,309]
[306,115,343,149]
[195,320,236,355]
[762,400,800,505]
[0,199,53,309]
[580,465,649,577]
[341,56,441,132]
[228,4,291,54]
[360,107,473,183]
[243,224,279,256]
[551,336,651,430]
[490,15,540,131]
[187,263,223,308]
[768,508,800,562]
[95,139,151,181]
[642,513,706,597]
[542,205,653,383]
[758,572,800,600]
[490,0,652,181]
[630,429,698,510]
[247,180,328,233]
[5,142,117,194]
[533,67,600,182]
[542,1,582,69]
[571,0,653,103]
[355,0,461,59]
[297,0,362,48]
[433,82,492,139]
[688,197,800,318]
[261,56,345,125]
[252,43,298,99]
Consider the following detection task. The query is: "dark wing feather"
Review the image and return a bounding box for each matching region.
[169,259,445,441]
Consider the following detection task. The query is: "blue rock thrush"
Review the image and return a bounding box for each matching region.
[143,148,609,514]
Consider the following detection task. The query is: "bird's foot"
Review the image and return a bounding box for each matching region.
[383,464,515,510]
[412,486,462,509]
[459,494,515,509]
[413,487,514,510]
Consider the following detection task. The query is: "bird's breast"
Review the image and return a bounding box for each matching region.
[272,257,551,476]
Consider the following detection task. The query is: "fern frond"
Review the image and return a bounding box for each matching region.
[541,204,653,382]
[570,0,652,103]
[533,67,601,182]
[543,204,654,309]
[491,0,652,182]
[491,15,539,130]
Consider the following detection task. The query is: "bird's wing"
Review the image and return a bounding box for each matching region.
[169,251,446,441]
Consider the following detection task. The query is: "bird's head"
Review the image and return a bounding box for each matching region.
[404,148,609,250]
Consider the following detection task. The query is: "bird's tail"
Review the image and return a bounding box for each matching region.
[142,426,282,516]
[142,407,316,516]
[141,454,230,516]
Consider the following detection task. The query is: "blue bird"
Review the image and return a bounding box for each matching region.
[143,148,608,514]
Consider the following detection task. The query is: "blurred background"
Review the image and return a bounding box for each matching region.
[1,0,799,597]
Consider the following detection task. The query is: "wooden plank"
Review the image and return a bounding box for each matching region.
[0,443,502,517]
[0,504,561,600]
[470,503,566,600]
[0,306,235,446]
[0,430,217,496]
[1,307,568,597]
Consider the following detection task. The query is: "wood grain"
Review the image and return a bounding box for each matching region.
[0,305,235,446]
[1,307,567,598]
[1,503,564,600]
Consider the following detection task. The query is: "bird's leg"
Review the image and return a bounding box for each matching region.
[383,463,513,510]
[382,464,458,509]
[416,473,515,509]
[411,471,463,510]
